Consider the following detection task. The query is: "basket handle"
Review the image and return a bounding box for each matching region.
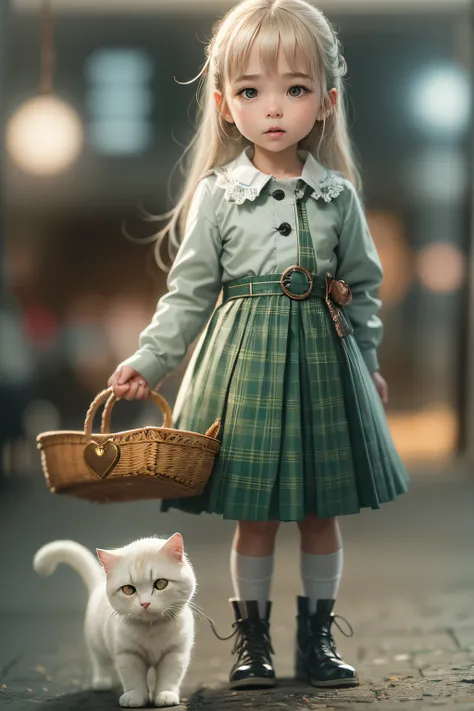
[84,388,173,437]
[101,390,173,433]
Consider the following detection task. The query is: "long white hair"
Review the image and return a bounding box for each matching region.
[151,0,360,269]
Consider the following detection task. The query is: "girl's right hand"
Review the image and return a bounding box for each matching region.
[108,366,151,401]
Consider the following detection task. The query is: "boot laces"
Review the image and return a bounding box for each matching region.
[178,606,275,659]
[306,613,354,658]
[327,614,353,656]
[331,613,354,638]
[232,618,275,661]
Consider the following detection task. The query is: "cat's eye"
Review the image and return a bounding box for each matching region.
[154,579,168,591]
[121,585,136,596]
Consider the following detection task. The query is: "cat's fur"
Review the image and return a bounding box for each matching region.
[34,534,196,708]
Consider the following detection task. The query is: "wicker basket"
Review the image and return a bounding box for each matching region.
[37,387,221,503]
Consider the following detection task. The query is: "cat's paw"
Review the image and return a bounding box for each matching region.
[119,689,149,707]
[154,690,180,707]
[92,675,114,691]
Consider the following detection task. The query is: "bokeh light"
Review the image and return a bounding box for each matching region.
[410,63,471,138]
[367,211,414,308]
[6,95,84,175]
[388,405,457,461]
[416,242,466,294]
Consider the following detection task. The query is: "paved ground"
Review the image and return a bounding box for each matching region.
[1,460,474,710]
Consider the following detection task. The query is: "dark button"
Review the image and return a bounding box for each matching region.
[271,189,285,201]
[277,222,292,236]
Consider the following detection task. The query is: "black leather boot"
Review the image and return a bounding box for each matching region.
[295,597,359,687]
[229,599,276,689]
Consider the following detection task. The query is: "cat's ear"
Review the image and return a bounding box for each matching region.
[161,533,184,563]
[96,549,119,574]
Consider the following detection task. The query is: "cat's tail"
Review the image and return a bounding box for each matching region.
[33,540,103,594]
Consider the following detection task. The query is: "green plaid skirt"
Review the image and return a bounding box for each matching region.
[161,184,409,521]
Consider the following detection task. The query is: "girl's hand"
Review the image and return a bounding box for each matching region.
[108,366,151,401]
[371,371,389,409]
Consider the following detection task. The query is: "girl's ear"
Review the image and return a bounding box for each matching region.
[318,88,338,121]
[214,90,235,124]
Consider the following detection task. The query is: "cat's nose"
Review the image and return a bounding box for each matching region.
[141,602,150,609]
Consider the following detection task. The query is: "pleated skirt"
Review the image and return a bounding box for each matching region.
[161,293,409,522]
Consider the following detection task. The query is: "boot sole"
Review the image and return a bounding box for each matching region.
[229,677,276,689]
[296,672,359,688]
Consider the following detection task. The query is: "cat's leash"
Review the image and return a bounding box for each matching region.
[197,608,276,656]
[195,608,354,644]
[197,610,238,641]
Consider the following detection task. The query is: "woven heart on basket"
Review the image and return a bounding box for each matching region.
[36,387,221,503]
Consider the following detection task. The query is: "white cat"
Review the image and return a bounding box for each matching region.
[33,534,196,708]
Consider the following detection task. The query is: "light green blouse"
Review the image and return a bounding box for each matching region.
[121,146,383,387]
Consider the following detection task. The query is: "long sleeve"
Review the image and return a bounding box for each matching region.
[119,179,223,388]
[335,182,383,373]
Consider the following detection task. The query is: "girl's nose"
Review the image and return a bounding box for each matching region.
[266,103,282,118]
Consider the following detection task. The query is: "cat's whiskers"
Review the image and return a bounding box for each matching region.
[188,601,208,622]
[157,607,172,624]
[168,601,185,620]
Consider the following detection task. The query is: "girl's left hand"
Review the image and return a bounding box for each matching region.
[371,371,389,409]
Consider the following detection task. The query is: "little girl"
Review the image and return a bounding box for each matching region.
[109,0,409,691]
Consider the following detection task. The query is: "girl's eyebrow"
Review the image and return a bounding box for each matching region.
[234,71,312,82]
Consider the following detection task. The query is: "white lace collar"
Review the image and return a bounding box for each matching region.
[206,146,345,205]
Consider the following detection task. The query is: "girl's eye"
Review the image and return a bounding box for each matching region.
[121,585,136,596]
[239,87,258,99]
[288,85,309,98]
[154,579,169,591]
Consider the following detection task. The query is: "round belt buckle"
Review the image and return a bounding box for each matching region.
[280,265,313,300]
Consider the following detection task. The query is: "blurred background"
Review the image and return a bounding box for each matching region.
[3,0,474,478]
[1,0,474,622]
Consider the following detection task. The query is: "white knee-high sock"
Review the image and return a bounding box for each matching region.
[301,548,344,614]
[230,549,274,618]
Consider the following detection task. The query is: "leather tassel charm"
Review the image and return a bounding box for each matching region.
[325,273,346,338]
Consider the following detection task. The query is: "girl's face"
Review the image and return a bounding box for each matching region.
[216,42,335,153]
